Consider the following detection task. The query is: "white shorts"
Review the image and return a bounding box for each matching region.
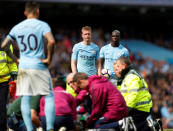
[16,69,53,96]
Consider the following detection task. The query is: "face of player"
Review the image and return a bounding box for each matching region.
[112,32,120,45]
[82,30,91,43]
[73,79,88,90]
[113,60,126,78]
[67,76,77,91]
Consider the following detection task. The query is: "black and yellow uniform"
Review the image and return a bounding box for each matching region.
[0,44,17,131]
[117,65,152,131]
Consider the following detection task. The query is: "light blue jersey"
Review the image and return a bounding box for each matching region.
[100,43,129,73]
[7,18,51,69]
[71,42,99,76]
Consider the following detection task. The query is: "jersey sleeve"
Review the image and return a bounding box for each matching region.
[7,27,16,41]
[99,47,105,58]
[42,22,51,35]
[71,44,78,60]
[124,49,129,57]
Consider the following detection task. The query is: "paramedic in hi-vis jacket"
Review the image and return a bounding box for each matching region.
[0,35,18,131]
[113,56,152,131]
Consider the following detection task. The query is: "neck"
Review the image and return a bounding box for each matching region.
[111,42,119,47]
[83,41,91,45]
[27,14,38,19]
[120,65,133,79]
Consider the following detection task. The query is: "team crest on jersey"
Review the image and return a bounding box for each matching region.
[117,53,121,57]
[92,50,96,54]
[1,52,5,57]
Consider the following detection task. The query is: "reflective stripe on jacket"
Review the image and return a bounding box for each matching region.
[119,69,152,112]
[7,44,17,75]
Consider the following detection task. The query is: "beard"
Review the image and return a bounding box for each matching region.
[111,41,120,47]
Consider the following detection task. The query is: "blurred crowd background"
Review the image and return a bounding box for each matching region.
[1,0,173,129]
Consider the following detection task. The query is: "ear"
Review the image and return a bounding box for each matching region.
[36,8,39,14]
[24,11,27,17]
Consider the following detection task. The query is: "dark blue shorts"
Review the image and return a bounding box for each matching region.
[94,117,119,129]
[40,115,76,130]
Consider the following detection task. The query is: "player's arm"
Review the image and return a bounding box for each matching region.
[95,47,100,75]
[42,32,55,65]
[98,58,104,76]
[1,37,18,64]
[71,44,78,74]
[71,60,77,74]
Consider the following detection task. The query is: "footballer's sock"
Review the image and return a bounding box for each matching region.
[45,91,55,130]
[21,96,33,131]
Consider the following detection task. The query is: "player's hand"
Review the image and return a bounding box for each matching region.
[8,80,17,98]
[98,71,102,76]
[40,58,50,66]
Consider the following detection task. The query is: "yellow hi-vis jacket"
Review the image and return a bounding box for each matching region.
[66,83,77,98]
[118,69,152,112]
[0,44,18,83]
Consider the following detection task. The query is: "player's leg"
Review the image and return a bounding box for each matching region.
[44,76,55,131]
[44,90,55,131]
[21,95,33,131]
[31,69,55,131]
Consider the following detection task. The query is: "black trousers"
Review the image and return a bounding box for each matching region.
[128,108,151,131]
[0,81,9,131]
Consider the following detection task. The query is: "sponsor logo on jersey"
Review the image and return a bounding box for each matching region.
[92,50,96,54]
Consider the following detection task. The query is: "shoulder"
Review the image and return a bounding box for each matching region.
[91,42,98,47]
[76,42,82,46]
[39,20,49,26]
[101,44,109,49]
[119,44,128,50]
[90,42,99,50]
[100,44,110,53]
[11,20,26,30]
[73,42,82,49]
[37,20,50,29]
[125,73,140,84]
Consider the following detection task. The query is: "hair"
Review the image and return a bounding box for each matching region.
[25,2,39,15]
[117,56,131,66]
[73,72,89,84]
[66,73,74,84]
[81,26,92,33]
[112,30,120,36]
[66,73,74,80]
[54,76,66,89]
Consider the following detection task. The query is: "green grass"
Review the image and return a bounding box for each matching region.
[164,129,173,131]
